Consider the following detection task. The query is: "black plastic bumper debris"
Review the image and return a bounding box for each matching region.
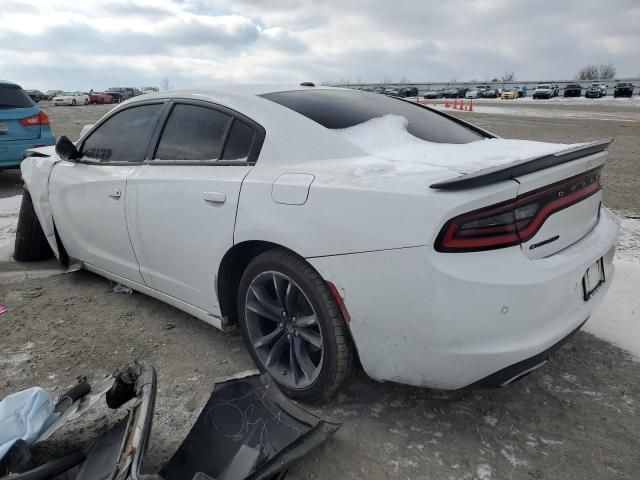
[161,372,340,480]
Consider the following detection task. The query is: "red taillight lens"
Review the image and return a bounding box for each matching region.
[435,167,602,252]
[19,111,49,126]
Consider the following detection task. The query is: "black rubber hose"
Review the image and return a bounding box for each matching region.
[5,450,85,480]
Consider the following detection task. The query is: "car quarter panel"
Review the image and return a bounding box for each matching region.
[234,159,520,257]
[308,207,618,388]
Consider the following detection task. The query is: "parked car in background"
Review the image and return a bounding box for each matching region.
[46,89,63,100]
[516,86,527,97]
[613,82,634,98]
[465,89,480,99]
[26,90,48,103]
[474,85,490,94]
[500,88,519,99]
[424,89,443,99]
[89,92,114,104]
[0,80,56,169]
[107,87,141,100]
[444,88,467,98]
[481,88,498,98]
[142,86,159,94]
[399,86,418,97]
[533,84,554,99]
[53,91,90,106]
[585,83,607,98]
[18,86,618,402]
[563,84,582,97]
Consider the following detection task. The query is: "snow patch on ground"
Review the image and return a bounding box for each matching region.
[336,114,576,175]
[476,464,493,480]
[0,195,22,249]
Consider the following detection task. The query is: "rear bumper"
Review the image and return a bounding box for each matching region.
[309,207,619,389]
[0,135,56,168]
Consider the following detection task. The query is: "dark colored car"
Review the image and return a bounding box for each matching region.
[613,82,634,98]
[25,90,48,103]
[106,87,141,100]
[423,89,444,99]
[563,84,582,97]
[398,86,419,97]
[481,88,498,98]
[444,88,467,98]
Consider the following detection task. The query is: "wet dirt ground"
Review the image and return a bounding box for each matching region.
[1,100,639,479]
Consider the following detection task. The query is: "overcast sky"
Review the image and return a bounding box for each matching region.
[2,0,639,91]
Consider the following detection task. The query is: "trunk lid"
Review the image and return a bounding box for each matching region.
[0,106,42,142]
[514,149,607,259]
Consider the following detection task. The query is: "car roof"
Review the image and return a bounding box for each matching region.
[0,79,21,87]
[124,85,366,165]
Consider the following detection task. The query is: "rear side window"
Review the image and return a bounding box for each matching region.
[155,104,231,161]
[82,104,162,162]
[261,89,484,144]
[0,84,35,109]
[221,120,256,160]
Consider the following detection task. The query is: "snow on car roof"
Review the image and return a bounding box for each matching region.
[335,114,576,175]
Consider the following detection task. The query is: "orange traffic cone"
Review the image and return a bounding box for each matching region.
[444,99,450,108]
[459,99,465,110]
[468,98,473,112]
[453,97,458,109]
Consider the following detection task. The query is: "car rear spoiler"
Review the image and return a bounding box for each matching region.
[429,139,613,191]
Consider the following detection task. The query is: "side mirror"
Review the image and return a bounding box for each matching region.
[55,135,79,161]
[79,124,94,138]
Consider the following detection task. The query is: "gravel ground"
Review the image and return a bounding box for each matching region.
[1,100,639,479]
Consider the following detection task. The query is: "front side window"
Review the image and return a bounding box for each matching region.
[155,104,232,161]
[82,104,162,162]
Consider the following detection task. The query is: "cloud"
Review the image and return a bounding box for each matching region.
[0,0,638,90]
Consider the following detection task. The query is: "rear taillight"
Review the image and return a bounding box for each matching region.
[19,111,49,126]
[435,167,602,252]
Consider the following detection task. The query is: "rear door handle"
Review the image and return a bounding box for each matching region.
[107,188,121,198]
[203,191,226,204]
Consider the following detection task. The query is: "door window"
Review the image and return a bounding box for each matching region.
[221,119,256,161]
[82,104,162,162]
[155,104,232,161]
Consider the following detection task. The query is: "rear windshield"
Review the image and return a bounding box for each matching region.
[0,84,35,109]
[261,89,484,144]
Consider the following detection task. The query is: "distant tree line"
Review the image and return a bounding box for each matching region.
[576,63,617,80]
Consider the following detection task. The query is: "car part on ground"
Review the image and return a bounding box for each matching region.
[0,363,339,480]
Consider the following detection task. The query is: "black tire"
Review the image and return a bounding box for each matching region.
[84,98,89,105]
[72,99,76,105]
[237,249,357,402]
[14,190,54,262]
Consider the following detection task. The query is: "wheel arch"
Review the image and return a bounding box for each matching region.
[217,240,304,326]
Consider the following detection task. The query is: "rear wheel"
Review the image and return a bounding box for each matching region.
[237,249,356,402]
[14,191,54,262]
[84,98,89,105]
[72,99,76,105]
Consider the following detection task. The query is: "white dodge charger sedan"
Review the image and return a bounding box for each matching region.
[17,85,618,401]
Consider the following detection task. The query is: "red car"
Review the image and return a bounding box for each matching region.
[89,92,113,104]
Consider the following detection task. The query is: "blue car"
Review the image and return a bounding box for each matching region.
[0,80,56,169]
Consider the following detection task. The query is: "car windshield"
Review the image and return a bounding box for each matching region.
[537,85,550,89]
[261,89,484,144]
[0,84,35,108]
[62,92,75,96]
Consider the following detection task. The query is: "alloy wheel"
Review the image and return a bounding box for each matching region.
[244,271,324,389]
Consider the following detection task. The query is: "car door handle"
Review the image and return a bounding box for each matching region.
[203,191,226,204]
[107,188,121,199]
